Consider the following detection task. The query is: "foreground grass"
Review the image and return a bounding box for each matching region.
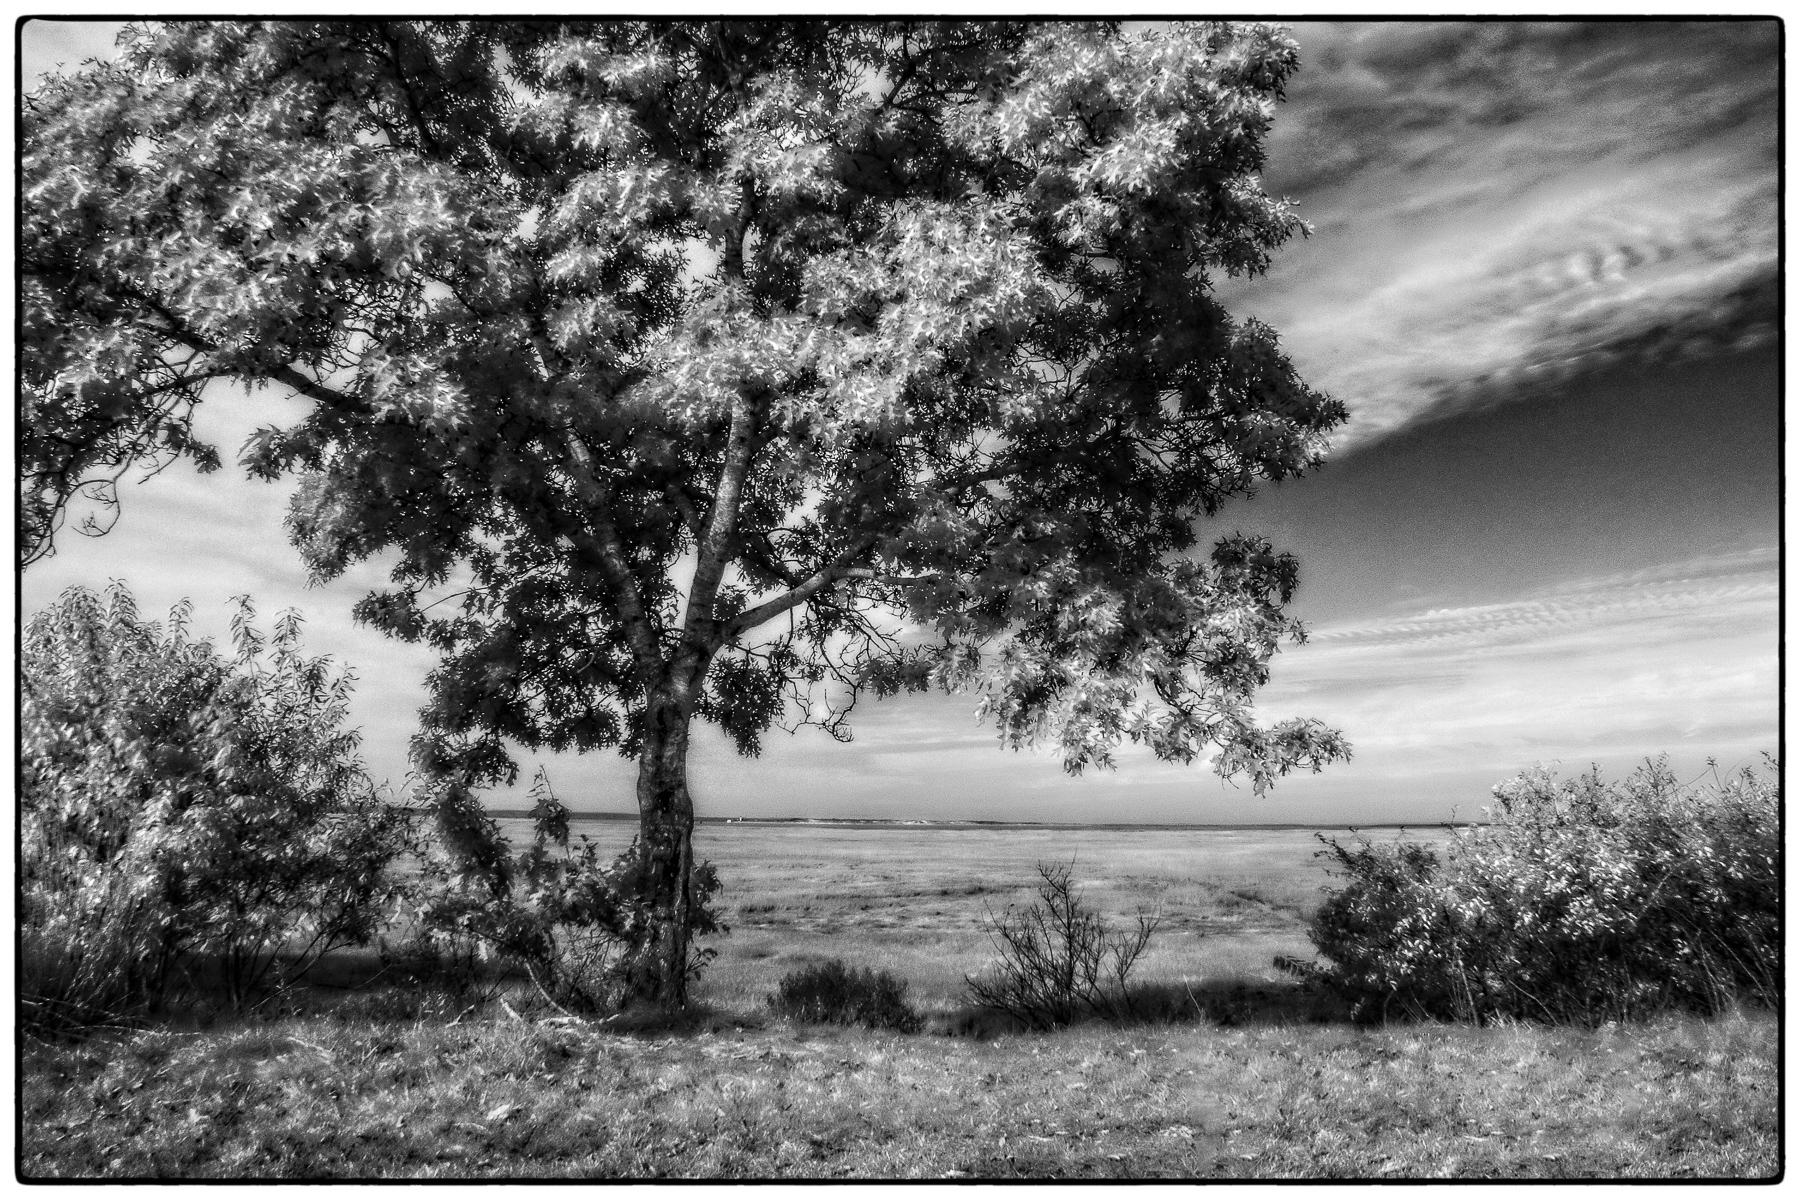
[20,998,1776,1180]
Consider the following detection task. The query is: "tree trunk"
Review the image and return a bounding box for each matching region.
[625,686,699,1008]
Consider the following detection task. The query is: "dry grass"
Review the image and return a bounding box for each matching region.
[21,1002,1775,1180]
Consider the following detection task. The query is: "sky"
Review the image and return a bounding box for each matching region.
[17,18,1783,825]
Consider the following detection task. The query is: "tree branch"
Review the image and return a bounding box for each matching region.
[682,392,759,644]
[373,22,445,159]
[559,433,666,680]
[841,566,941,586]
[724,537,879,639]
[663,480,707,543]
[933,461,1013,494]
[266,362,359,411]
[125,285,361,412]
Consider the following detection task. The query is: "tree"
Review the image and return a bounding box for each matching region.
[23,19,1350,1006]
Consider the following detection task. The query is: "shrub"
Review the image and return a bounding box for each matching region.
[20,582,409,1029]
[770,960,923,1032]
[965,860,1160,1030]
[408,769,724,1015]
[1310,755,1780,1024]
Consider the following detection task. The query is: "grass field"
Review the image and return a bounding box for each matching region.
[18,820,1778,1181]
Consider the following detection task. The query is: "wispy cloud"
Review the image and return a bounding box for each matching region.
[1308,546,1777,654]
[1239,20,1779,450]
[1257,545,1778,792]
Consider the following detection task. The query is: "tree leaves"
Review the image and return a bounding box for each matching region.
[23,19,1350,805]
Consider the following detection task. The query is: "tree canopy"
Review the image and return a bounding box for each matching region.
[23,19,1350,1002]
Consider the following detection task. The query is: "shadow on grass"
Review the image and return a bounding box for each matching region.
[57,941,1355,1045]
[117,946,772,1042]
[926,971,1354,1038]
[1125,976,1353,1027]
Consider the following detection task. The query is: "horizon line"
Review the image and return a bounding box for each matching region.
[460,807,1471,831]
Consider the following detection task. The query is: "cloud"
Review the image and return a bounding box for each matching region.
[1309,545,1777,654]
[18,20,1778,828]
[27,20,1772,461]
[1237,20,1779,450]
[1257,545,1778,783]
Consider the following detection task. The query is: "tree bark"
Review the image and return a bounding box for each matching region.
[625,683,700,1008]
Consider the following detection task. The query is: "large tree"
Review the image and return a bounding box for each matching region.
[23,19,1349,1005]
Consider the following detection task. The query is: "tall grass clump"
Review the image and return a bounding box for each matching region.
[20,583,409,1033]
[18,871,159,1036]
[1310,756,1779,1024]
[769,960,923,1032]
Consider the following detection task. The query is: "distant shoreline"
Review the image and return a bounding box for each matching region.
[472,809,1470,831]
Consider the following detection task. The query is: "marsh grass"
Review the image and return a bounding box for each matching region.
[547,821,1400,1009]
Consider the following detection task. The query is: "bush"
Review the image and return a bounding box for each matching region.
[965,860,1160,1030]
[20,583,409,1030]
[1310,756,1780,1024]
[770,960,923,1032]
[408,769,724,1015]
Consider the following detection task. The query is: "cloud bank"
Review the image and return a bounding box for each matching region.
[1237,20,1779,450]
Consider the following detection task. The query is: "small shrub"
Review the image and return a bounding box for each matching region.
[409,769,724,1015]
[20,583,409,1030]
[1310,755,1780,1024]
[965,860,1160,1030]
[769,960,923,1032]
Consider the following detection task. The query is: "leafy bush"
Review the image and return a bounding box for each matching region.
[769,960,923,1032]
[409,769,724,1015]
[1310,756,1780,1024]
[21,583,409,1029]
[965,861,1160,1030]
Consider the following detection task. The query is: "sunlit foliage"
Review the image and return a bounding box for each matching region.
[1310,756,1780,1023]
